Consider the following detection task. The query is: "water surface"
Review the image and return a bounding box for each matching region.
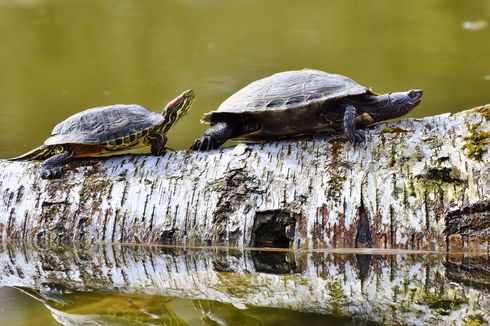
[0,0,490,157]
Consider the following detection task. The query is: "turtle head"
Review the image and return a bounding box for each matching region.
[160,89,195,132]
[370,89,423,121]
[163,88,195,118]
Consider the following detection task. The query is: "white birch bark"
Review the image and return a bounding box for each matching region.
[0,106,488,250]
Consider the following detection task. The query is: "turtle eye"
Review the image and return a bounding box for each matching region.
[408,90,423,99]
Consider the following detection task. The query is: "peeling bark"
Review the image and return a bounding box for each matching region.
[0,106,489,250]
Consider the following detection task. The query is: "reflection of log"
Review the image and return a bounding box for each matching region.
[0,245,488,325]
[445,256,490,291]
[0,107,489,250]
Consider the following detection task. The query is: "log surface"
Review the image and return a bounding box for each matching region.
[0,106,489,250]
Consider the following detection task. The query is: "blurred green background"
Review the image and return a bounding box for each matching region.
[0,0,489,157]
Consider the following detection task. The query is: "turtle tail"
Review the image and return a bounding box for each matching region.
[9,145,54,161]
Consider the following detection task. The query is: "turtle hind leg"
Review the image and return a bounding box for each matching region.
[9,145,52,161]
[343,104,365,143]
[40,149,72,179]
[190,122,236,151]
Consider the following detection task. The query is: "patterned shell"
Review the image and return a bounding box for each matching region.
[44,104,163,145]
[202,69,371,122]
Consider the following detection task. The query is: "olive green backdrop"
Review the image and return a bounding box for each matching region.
[0,0,489,157]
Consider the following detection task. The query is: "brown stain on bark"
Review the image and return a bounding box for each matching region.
[343,222,357,248]
[335,212,346,248]
[316,204,330,248]
[445,201,490,251]
[295,212,308,249]
[370,212,386,249]
[448,235,464,251]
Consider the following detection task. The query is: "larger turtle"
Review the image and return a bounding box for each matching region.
[190,69,422,151]
[11,89,195,179]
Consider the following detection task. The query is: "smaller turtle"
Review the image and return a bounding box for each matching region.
[11,89,195,179]
[190,69,423,151]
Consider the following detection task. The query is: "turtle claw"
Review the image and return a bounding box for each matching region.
[153,147,174,156]
[347,131,365,144]
[190,136,216,151]
[39,150,71,179]
[40,165,63,179]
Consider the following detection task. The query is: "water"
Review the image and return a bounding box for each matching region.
[1,1,490,324]
[1,0,490,157]
[0,244,489,325]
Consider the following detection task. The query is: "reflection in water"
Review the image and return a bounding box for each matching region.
[15,288,188,325]
[250,250,297,274]
[0,244,488,325]
[355,254,372,285]
[444,257,490,291]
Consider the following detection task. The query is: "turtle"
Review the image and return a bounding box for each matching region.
[11,89,195,179]
[190,69,422,151]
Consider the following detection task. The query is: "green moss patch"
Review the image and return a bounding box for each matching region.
[381,127,408,134]
[463,123,490,161]
[464,314,485,326]
[425,167,462,183]
[414,288,468,311]
[326,280,346,316]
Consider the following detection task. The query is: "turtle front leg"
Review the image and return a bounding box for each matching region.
[190,122,235,151]
[40,148,72,179]
[343,104,365,143]
[147,132,169,156]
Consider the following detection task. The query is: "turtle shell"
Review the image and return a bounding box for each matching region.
[44,104,163,146]
[202,69,372,123]
[201,69,373,141]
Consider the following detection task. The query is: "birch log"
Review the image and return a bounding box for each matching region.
[0,244,488,325]
[0,106,488,250]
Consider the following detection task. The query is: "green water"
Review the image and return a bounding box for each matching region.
[1,0,490,324]
[1,0,490,157]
